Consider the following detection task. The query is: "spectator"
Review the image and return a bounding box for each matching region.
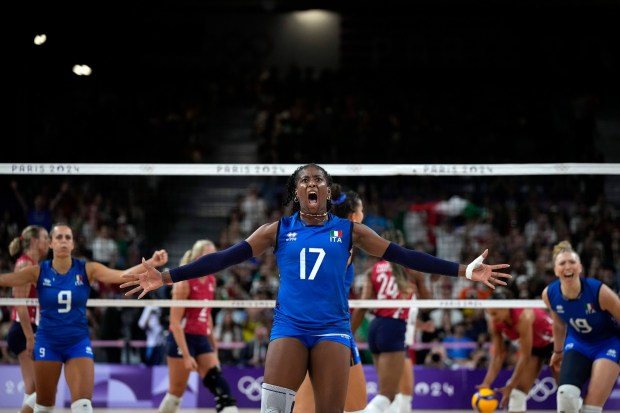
[240,324,269,367]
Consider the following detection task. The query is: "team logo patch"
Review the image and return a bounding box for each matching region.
[330,230,342,243]
[286,232,297,242]
[585,303,596,314]
[75,274,84,286]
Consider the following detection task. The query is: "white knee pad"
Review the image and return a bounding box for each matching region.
[23,392,36,409]
[70,399,92,413]
[385,393,412,413]
[261,383,296,413]
[159,393,182,413]
[33,404,54,413]
[508,388,527,412]
[365,395,391,413]
[557,384,582,413]
[396,393,412,413]
[581,405,602,413]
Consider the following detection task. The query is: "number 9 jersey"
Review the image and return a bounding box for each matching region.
[273,212,353,335]
[36,259,91,348]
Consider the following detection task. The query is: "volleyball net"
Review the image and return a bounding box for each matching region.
[1,161,618,312]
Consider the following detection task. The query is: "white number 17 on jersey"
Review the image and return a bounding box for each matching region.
[299,248,326,280]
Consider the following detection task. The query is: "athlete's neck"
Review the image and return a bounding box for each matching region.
[299,211,328,223]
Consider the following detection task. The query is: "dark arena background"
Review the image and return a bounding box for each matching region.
[2,0,620,411]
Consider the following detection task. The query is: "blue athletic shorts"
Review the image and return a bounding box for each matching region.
[368,317,407,353]
[270,319,357,362]
[7,322,37,358]
[564,335,620,363]
[34,335,94,362]
[166,332,213,358]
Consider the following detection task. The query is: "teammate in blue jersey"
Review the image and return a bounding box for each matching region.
[121,163,510,413]
[542,240,620,413]
[0,223,168,413]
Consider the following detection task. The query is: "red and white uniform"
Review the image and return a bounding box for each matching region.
[493,308,554,348]
[371,260,413,321]
[11,254,38,324]
[180,275,215,336]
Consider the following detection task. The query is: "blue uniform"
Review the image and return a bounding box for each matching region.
[34,259,93,361]
[271,213,354,348]
[547,277,620,362]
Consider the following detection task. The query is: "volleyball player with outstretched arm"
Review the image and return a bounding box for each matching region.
[122,163,510,413]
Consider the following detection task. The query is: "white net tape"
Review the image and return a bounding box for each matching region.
[0,297,545,309]
[2,162,620,176]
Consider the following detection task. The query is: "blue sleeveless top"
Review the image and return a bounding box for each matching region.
[37,258,90,344]
[274,212,353,334]
[547,277,620,342]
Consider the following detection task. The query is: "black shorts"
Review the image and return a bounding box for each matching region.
[7,322,37,358]
[166,332,214,358]
[533,343,554,363]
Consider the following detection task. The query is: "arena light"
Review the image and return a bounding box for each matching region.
[72,64,92,76]
[33,34,47,46]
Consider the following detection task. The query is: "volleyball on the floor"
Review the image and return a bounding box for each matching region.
[471,388,499,413]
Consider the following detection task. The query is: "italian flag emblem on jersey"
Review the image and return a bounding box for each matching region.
[330,230,342,238]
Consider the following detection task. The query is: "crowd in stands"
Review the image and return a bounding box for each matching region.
[2,54,619,370]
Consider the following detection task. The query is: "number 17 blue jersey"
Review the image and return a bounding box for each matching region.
[274,212,353,335]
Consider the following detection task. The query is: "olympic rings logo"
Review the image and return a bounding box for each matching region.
[237,375,264,401]
[528,377,557,402]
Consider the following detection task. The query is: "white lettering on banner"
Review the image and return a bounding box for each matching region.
[216,165,289,176]
[11,164,81,175]
[528,377,557,402]
[4,379,17,395]
[237,375,263,401]
[419,165,495,176]
[413,381,455,397]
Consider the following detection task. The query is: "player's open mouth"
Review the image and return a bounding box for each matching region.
[308,192,318,204]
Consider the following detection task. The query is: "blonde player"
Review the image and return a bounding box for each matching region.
[159,239,238,413]
[7,225,49,413]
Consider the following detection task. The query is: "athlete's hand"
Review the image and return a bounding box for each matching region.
[121,258,164,299]
[550,351,563,382]
[468,249,511,289]
[184,355,198,371]
[149,249,169,267]
[497,384,514,409]
[25,334,35,359]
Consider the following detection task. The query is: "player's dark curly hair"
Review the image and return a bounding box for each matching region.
[330,183,362,219]
[285,163,334,213]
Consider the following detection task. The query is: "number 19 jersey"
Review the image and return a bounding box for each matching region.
[274,213,353,335]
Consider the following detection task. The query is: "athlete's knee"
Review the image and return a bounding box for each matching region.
[261,383,296,413]
[159,392,182,413]
[70,398,92,413]
[203,366,236,412]
[557,384,582,413]
[23,392,37,410]
[34,404,54,413]
[507,388,527,412]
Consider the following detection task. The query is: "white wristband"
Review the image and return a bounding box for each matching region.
[466,254,485,280]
